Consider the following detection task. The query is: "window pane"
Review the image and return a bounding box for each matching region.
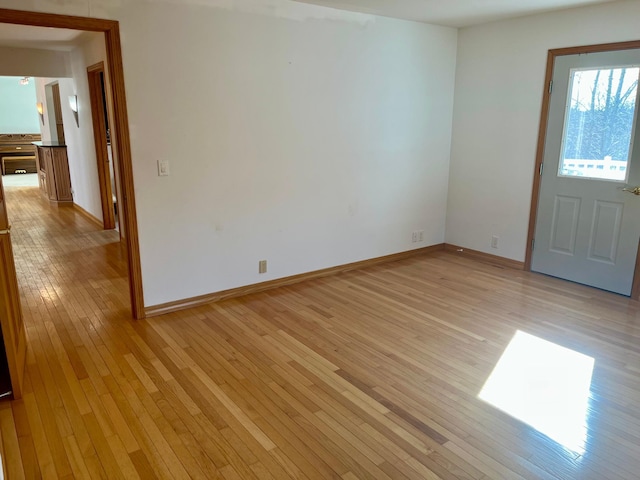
[559,67,640,181]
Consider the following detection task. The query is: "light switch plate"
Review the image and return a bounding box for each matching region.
[158,160,169,176]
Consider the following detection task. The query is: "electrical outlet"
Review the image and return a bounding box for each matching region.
[412,232,418,243]
[258,260,267,274]
[418,230,424,242]
[491,235,499,249]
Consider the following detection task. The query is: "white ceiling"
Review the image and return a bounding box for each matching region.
[0,0,622,44]
[0,23,90,51]
[294,0,620,27]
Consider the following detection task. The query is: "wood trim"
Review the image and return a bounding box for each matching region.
[524,50,555,271]
[145,244,446,317]
[0,177,26,400]
[104,23,145,318]
[0,8,118,31]
[549,40,640,57]
[87,62,104,74]
[0,234,26,400]
[73,203,103,229]
[0,8,145,318]
[444,244,525,270]
[631,239,640,299]
[51,82,65,144]
[87,61,116,230]
[0,178,8,241]
[525,39,640,300]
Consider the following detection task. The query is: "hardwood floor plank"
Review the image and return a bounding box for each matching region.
[61,435,94,480]
[0,405,25,480]
[23,391,58,478]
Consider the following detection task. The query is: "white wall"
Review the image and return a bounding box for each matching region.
[447,0,640,261]
[0,46,70,77]
[62,34,108,222]
[0,77,40,133]
[0,0,457,307]
[34,34,110,222]
[129,3,456,306]
[34,77,59,142]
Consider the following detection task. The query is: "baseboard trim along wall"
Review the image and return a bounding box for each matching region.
[443,244,525,270]
[145,244,446,317]
[73,203,103,229]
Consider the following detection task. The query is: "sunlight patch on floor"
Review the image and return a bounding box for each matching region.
[479,330,594,454]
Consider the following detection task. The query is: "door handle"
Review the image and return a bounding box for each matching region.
[622,186,640,195]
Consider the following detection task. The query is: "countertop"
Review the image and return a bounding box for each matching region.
[32,141,66,148]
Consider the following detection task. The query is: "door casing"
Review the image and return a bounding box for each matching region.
[526,40,640,300]
[0,8,145,319]
[87,61,116,231]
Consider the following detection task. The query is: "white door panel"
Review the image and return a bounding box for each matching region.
[587,200,623,264]
[549,195,580,255]
[532,49,640,295]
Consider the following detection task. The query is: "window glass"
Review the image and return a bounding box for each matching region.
[559,67,640,182]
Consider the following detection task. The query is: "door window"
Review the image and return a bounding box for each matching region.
[558,66,640,182]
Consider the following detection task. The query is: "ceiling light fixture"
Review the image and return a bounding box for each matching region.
[19,77,30,85]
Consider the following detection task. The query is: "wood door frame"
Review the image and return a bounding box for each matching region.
[525,40,640,300]
[0,8,145,319]
[50,82,65,144]
[87,61,116,230]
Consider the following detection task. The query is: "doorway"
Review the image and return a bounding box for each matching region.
[527,41,640,298]
[46,82,65,144]
[88,62,117,231]
[0,8,144,321]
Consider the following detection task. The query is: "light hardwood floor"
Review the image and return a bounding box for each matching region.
[2,186,640,479]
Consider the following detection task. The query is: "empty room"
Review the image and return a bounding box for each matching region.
[0,0,639,478]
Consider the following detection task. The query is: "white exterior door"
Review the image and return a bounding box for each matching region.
[532,49,640,295]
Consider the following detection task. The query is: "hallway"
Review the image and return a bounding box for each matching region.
[1,185,130,478]
[9,186,129,320]
[1,186,640,479]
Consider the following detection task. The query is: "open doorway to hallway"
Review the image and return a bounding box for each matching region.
[0,57,123,400]
[88,61,119,231]
[0,8,144,400]
[0,8,143,319]
[45,81,66,144]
